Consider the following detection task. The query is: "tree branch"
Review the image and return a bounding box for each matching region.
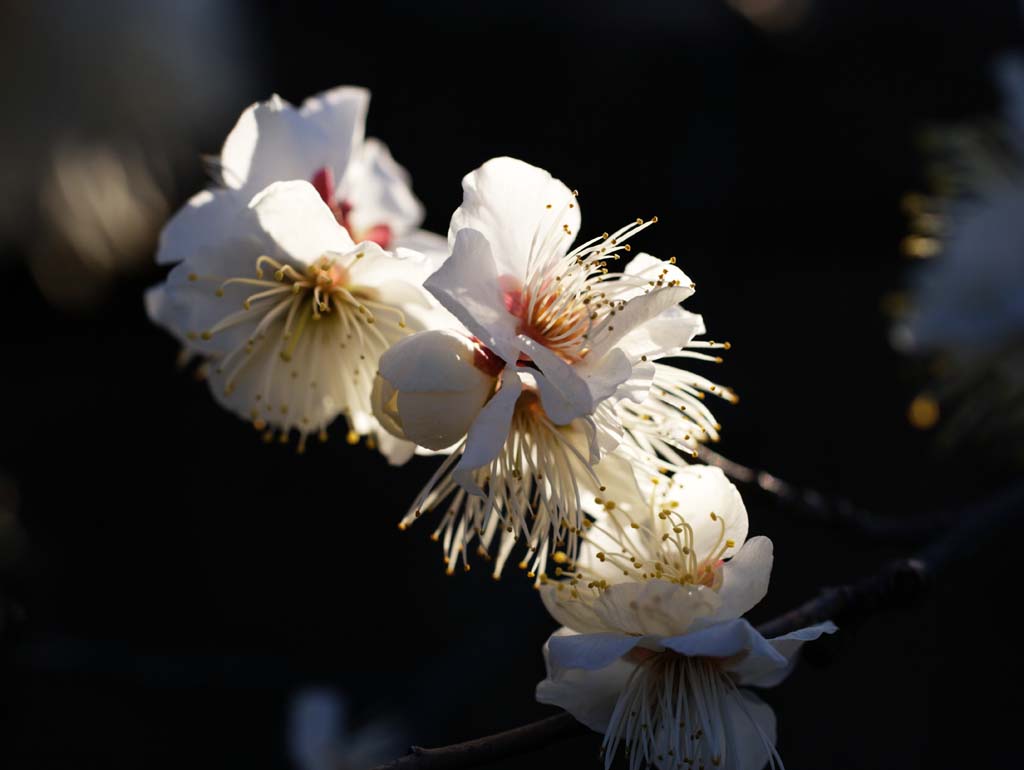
[696,446,1016,541]
[371,478,1024,770]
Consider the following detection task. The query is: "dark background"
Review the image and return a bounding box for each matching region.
[1,1,1023,768]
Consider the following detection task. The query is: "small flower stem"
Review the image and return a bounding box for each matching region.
[370,477,1024,770]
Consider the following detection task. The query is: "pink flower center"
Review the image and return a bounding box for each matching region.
[311,166,393,249]
[499,274,590,364]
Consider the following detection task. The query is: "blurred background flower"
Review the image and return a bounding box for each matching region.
[893,52,1024,464]
[288,688,403,770]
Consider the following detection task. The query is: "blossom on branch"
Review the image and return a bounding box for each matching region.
[147,181,441,458]
[536,466,835,769]
[374,157,734,578]
[156,86,447,268]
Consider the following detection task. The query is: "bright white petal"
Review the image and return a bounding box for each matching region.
[659,466,749,565]
[536,628,635,733]
[660,618,784,665]
[342,137,425,235]
[448,157,581,278]
[220,95,331,192]
[720,689,778,770]
[711,536,774,623]
[586,282,696,362]
[452,369,523,494]
[517,337,597,423]
[298,85,369,183]
[731,621,838,688]
[547,630,653,672]
[592,579,722,638]
[155,188,243,266]
[394,229,451,270]
[248,181,355,265]
[424,228,521,363]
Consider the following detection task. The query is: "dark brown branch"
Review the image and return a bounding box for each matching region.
[370,713,587,770]
[371,478,1024,770]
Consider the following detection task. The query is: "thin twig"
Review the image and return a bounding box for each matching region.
[371,478,1024,770]
[700,445,969,541]
[370,713,587,770]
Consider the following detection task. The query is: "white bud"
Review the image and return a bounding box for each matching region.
[372,330,501,450]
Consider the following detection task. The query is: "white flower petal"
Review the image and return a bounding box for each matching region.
[517,336,597,423]
[220,95,332,192]
[424,227,521,363]
[585,283,696,363]
[248,181,355,265]
[298,85,369,184]
[393,229,451,270]
[609,307,705,367]
[539,585,614,635]
[547,630,654,672]
[660,618,784,665]
[452,369,523,495]
[711,536,774,624]
[730,621,838,688]
[448,156,581,278]
[536,628,635,733]
[661,465,749,565]
[155,188,243,266]
[341,137,425,235]
[592,579,722,638]
[720,689,778,770]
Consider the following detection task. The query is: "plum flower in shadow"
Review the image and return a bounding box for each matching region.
[147,181,440,458]
[156,85,447,270]
[373,157,734,577]
[536,465,835,769]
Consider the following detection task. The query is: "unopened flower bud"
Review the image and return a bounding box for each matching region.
[372,330,501,450]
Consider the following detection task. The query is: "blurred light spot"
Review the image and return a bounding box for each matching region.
[31,142,169,310]
[727,0,811,32]
[908,394,941,430]
[901,235,941,259]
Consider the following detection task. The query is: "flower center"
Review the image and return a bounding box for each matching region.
[185,249,409,449]
[548,475,735,595]
[311,166,393,249]
[501,274,595,363]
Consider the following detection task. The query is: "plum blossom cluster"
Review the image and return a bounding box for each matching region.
[147,85,832,770]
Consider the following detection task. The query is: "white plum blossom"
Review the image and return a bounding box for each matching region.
[156,86,447,270]
[147,180,440,458]
[536,465,836,770]
[384,157,734,577]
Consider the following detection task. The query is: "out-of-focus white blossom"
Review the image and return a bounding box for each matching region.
[536,466,835,770]
[288,688,402,770]
[893,53,1024,449]
[147,181,440,458]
